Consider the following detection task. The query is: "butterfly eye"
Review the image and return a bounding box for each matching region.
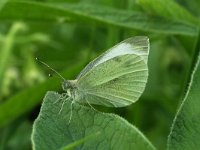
[62,81,69,91]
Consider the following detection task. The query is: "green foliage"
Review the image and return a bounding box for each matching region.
[32,92,156,150]
[0,121,32,150]
[0,1,198,36]
[0,0,200,149]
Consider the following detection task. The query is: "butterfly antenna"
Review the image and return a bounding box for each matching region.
[36,57,66,81]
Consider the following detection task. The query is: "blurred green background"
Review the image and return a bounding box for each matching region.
[0,0,200,149]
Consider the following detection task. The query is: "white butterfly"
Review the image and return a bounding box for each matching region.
[37,36,149,123]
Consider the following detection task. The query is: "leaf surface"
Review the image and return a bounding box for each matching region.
[32,92,156,150]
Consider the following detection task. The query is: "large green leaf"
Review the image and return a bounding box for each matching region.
[0,1,198,36]
[32,92,156,150]
[167,53,200,149]
[0,63,83,128]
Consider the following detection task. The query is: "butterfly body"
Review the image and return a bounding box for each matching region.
[62,80,78,100]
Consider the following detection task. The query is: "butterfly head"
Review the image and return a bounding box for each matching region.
[62,80,77,91]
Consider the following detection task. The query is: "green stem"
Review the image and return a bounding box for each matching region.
[0,22,25,92]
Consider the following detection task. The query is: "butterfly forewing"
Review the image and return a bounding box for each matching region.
[76,36,149,107]
[77,36,149,79]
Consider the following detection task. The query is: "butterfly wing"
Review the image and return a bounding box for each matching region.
[76,36,149,107]
[77,36,149,79]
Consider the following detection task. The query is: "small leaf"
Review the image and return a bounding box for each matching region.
[136,0,198,25]
[167,53,200,149]
[32,92,156,150]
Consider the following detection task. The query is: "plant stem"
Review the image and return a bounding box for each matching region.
[0,22,25,93]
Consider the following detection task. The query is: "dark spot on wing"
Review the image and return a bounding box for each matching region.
[111,77,119,83]
[124,59,133,67]
[113,57,122,63]
[113,78,119,81]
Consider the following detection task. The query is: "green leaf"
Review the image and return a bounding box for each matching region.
[167,53,200,149]
[0,1,198,36]
[32,92,156,150]
[0,63,84,128]
[136,0,199,25]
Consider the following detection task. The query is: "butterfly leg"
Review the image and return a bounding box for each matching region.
[54,93,68,104]
[68,101,74,124]
[58,96,70,114]
[86,99,96,111]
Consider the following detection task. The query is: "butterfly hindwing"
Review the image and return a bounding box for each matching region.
[77,54,148,107]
